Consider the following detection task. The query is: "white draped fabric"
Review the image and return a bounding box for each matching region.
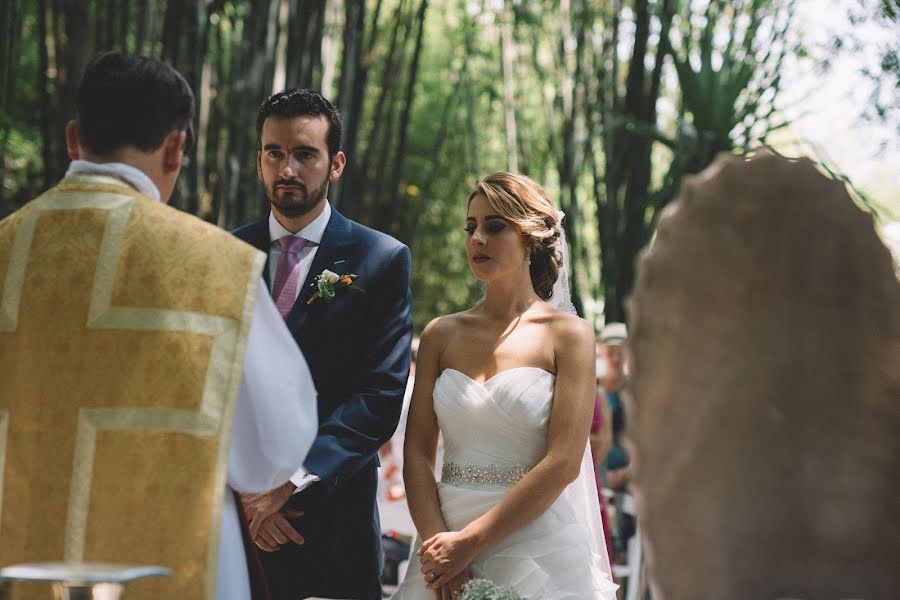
[393,367,617,599]
[220,280,319,600]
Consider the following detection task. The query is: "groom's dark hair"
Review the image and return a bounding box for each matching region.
[76,52,194,155]
[256,88,343,158]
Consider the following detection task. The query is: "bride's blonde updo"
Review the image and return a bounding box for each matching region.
[468,172,561,300]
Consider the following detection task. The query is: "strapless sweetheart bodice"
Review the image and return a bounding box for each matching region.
[433,367,555,471]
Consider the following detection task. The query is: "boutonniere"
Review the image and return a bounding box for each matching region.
[308,269,358,304]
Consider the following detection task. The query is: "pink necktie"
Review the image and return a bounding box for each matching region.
[272,235,307,318]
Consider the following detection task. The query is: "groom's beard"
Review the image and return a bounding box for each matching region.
[268,174,329,218]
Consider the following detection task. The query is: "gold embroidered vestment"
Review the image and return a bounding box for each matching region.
[0,175,265,599]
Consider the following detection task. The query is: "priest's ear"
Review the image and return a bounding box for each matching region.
[65,120,80,160]
[161,129,187,174]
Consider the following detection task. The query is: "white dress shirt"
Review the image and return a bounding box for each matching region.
[65,161,318,600]
[267,202,331,303]
[266,204,332,493]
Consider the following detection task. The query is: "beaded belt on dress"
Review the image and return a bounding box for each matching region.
[441,462,532,486]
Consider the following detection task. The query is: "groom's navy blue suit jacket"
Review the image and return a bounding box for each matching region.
[233,207,412,600]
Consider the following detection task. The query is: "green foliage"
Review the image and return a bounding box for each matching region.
[839,0,900,139]
[1,0,840,329]
[1,2,42,213]
[1,127,43,216]
[670,0,792,158]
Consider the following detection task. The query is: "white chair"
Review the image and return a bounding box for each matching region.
[610,491,645,600]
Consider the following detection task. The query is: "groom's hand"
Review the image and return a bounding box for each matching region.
[240,481,296,540]
[254,508,305,552]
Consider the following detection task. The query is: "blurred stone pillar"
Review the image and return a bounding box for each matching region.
[627,151,899,599]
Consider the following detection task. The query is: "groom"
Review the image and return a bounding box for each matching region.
[233,88,413,600]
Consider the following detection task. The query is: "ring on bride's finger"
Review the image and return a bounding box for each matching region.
[429,571,437,581]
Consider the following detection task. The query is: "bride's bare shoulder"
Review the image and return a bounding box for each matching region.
[540,305,595,344]
[420,310,480,348]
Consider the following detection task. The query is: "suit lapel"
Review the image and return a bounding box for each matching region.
[285,208,359,332]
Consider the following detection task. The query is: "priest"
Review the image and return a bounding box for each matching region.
[0,52,317,600]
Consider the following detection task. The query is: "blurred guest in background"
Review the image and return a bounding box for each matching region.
[598,322,630,490]
[589,345,614,559]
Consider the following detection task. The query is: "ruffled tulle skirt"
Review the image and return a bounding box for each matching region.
[392,482,618,599]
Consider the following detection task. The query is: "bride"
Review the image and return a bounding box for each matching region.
[393,173,617,599]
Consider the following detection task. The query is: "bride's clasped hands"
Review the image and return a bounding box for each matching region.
[417,529,479,591]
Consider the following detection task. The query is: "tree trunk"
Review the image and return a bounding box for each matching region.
[422,48,468,195]
[306,1,325,86]
[209,19,227,226]
[263,0,281,95]
[196,5,214,219]
[462,9,480,176]
[1,0,21,207]
[382,0,428,237]
[320,0,345,98]
[135,0,149,54]
[332,0,366,210]
[272,0,290,93]
[105,0,116,51]
[146,0,159,57]
[0,0,21,119]
[356,0,406,220]
[592,0,675,322]
[58,1,91,147]
[160,0,183,65]
[120,0,131,51]
[499,0,518,172]
[0,0,15,103]
[553,0,586,316]
[616,0,657,318]
[224,0,277,226]
[37,0,54,189]
[177,1,200,213]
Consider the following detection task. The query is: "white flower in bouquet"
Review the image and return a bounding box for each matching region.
[460,578,523,600]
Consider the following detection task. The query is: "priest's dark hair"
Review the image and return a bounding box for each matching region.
[75,52,194,156]
[256,88,343,159]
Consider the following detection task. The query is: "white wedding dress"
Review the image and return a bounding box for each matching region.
[393,367,617,599]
